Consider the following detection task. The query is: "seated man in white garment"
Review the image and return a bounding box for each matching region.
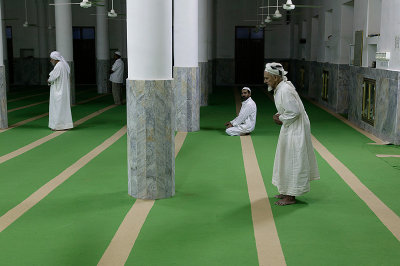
[225,87,257,136]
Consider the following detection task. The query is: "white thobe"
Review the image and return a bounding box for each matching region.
[48,62,73,130]
[109,58,124,84]
[272,81,319,196]
[226,97,257,136]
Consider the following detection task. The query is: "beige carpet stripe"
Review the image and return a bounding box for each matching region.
[8,92,48,103]
[175,132,187,157]
[235,88,286,265]
[98,132,187,266]
[0,126,127,233]
[0,113,49,134]
[263,89,400,240]
[0,95,111,134]
[376,154,400,158]
[7,89,94,113]
[311,136,400,241]
[240,136,287,266]
[0,104,117,164]
[8,100,49,113]
[72,93,108,106]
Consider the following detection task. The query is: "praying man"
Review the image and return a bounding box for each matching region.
[109,51,125,105]
[264,62,319,206]
[47,51,73,131]
[225,87,257,136]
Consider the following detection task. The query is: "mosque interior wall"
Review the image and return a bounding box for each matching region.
[1,0,400,143]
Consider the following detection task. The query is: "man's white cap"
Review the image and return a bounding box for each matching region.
[265,62,288,77]
[115,51,121,56]
[242,87,251,93]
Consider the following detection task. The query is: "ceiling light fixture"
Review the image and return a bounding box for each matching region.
[283,0,295,10]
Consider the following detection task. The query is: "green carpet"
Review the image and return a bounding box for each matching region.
[0,86,399,265]
[125,87,259,266]
[6,89,99,125]
[0,135,134,265]
[0,93,115,157]
[301,98,400,216]
[248,88,400,266]
[0,104,126,216]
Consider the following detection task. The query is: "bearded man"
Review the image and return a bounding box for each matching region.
[264,62,319,205]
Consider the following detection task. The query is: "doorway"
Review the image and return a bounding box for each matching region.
[6,26,14,84]
[235,26,264,84]
[73,27,96,84]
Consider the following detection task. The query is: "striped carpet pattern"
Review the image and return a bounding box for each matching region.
[0,86,399,265]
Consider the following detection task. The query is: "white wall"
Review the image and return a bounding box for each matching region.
[378,0,400,71]
[3,0,126,59]
[216,0,291,59]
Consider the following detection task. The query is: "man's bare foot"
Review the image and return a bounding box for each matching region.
[274,194,285,199]
[275,196,296,206]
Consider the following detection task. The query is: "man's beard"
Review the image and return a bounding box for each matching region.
[51,62,55,66]
[268,85,273,92]
[241,96,248,101]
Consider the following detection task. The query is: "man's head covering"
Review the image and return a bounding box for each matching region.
[115,51,121,57]
[264,62,288,78]
[242,87,251,93]
[50,51,70,74]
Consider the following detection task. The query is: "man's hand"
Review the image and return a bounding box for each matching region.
[273,114,283,125]
[225,122,233,128]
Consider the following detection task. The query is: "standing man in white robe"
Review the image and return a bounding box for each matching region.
[109,51,124,105]
[225,87,257,136]
[47,51,73,131]
[264,63,319,205]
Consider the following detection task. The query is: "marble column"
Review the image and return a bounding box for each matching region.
[46,0,56,53]
[207,0,214,95]
[0,0,7,129]
[173,0,200,132]
[96,1,110,94]
[54,0,75,104]
[36,0,49,85]
[1,0,8,92]
[198,0,208,106]
[127,0,174,199]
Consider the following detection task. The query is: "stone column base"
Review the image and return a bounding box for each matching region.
[68,61,76,105]
[199,61,208,106]
[0,66,8,129]
[173,67,200,132]
[97,59,110,94]
[127,79,175,199]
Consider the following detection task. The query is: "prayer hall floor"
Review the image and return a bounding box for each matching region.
[0,85,399,265]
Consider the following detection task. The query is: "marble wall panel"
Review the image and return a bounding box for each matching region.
[199,61,208,106]
[13,58,40,85]
[96,60,110,94]
[4,60,9,92]
[173,67,200,132]
[39,58,51,86]
[0,66,7,129]
[68,61,76,105]
[215,59,235,86]
[127,79,175,199]
[292,60,400,144]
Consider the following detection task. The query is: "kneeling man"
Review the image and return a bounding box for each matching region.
[225,87,257,136]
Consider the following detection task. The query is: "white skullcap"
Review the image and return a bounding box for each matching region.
[265,62,288,77]
[50,51,70,74]
[242,87,251,93]
[114,51,121,56]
